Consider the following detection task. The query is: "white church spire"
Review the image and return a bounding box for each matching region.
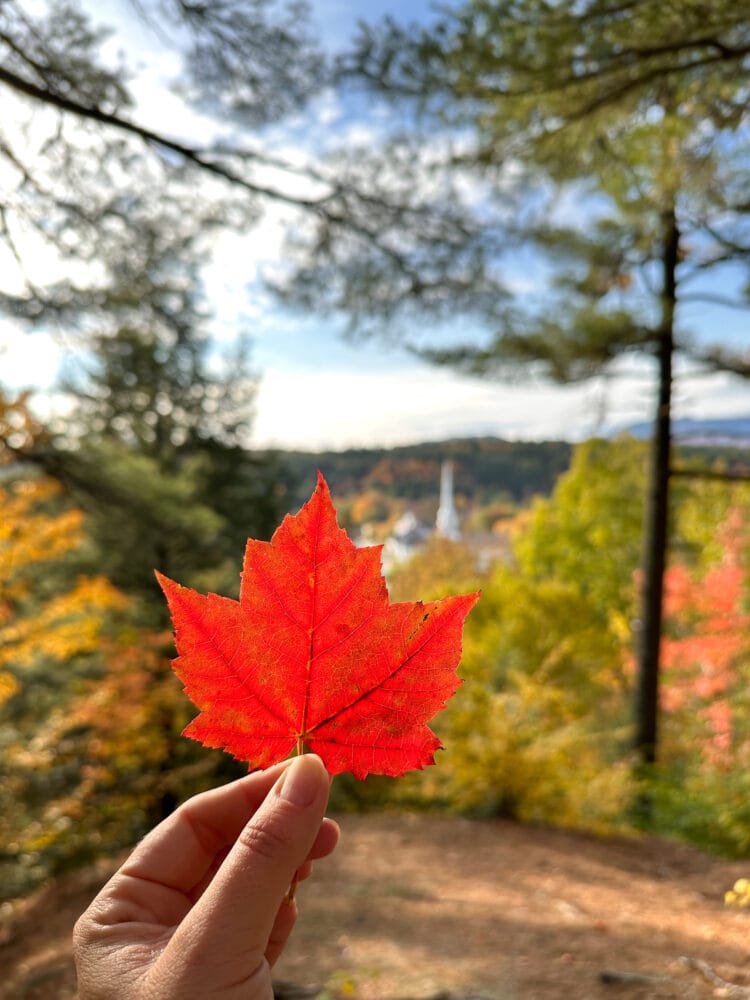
[435,460,461,541]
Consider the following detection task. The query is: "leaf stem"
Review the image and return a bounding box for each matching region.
[285,873,300,905]
[286,737,305,905]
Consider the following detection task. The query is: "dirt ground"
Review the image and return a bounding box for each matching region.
[3,813,750,1000]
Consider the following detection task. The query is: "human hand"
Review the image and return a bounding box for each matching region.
[74,754,338,1000]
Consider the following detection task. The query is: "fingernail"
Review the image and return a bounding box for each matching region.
[277,755,325,807]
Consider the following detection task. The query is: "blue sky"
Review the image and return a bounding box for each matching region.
[1,0,748,450]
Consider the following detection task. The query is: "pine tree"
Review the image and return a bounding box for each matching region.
[280,0,750,768]
[0,0,329,322]
[23,226,287,613]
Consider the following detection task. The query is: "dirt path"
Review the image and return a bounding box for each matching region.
[3,813,750,999]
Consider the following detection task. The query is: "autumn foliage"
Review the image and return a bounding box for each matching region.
[661,509,750,769]
[3,438,750,902]
[0,473,204,898]
[387,441,750,852]
[0,478,127,704]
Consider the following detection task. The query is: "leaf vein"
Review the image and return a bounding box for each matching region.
[308,601,463,735]
[313,559,375,633]
[184,600,290,729]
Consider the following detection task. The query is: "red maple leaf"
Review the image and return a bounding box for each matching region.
[157,473,479,778]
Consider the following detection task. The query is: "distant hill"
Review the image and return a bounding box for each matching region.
[622,416,750,447]
[277,432,750,514]
[279,437,573,510]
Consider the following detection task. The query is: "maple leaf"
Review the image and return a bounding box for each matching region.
[157,472,479,778]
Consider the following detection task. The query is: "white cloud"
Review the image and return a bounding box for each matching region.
[675,368,750,420]
[251,361,664,450]
[311,89,344,127]
[0,326,62,390]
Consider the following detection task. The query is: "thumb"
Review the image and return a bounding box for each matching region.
[158,754,330,995]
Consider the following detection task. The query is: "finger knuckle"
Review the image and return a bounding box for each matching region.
[237,818,289,861]
[72,912,90,952]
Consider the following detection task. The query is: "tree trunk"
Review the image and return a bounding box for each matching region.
[633,204,679,768]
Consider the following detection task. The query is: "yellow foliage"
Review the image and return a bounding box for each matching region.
[725,878,750,909]
[381,472,638,831]
[389,536,480,603]
[0,472,199,893]
[0,576,128,668]
[0,476,130,704]
[0,479,84,602]
[407,668,634,832]
[0,672,19,702]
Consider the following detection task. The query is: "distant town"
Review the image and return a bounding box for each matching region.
[276,426,750,574]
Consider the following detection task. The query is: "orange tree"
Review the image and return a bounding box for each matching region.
[655,503,750,853]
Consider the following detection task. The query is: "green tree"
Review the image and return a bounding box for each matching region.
[280,0,750,768]
[0,0,485,342]
[1,1,314,593]
[0,0,328,321]
[15,228,287,614]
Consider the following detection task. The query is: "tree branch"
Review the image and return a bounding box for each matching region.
[561,50,740,124]
[0,64,326,211]
[671,466,750,483]
[362,23,750,112]
[679,292,750,311]
[687,347,750,378]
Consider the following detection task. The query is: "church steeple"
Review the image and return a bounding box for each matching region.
[435,460,461,541]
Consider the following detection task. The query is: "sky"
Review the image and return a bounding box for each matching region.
[1,0,748,451]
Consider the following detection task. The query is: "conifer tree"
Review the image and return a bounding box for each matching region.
[23,224,286,614]
[280,0,750,768]
[0,0,479,333]
[0,0,329,320]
